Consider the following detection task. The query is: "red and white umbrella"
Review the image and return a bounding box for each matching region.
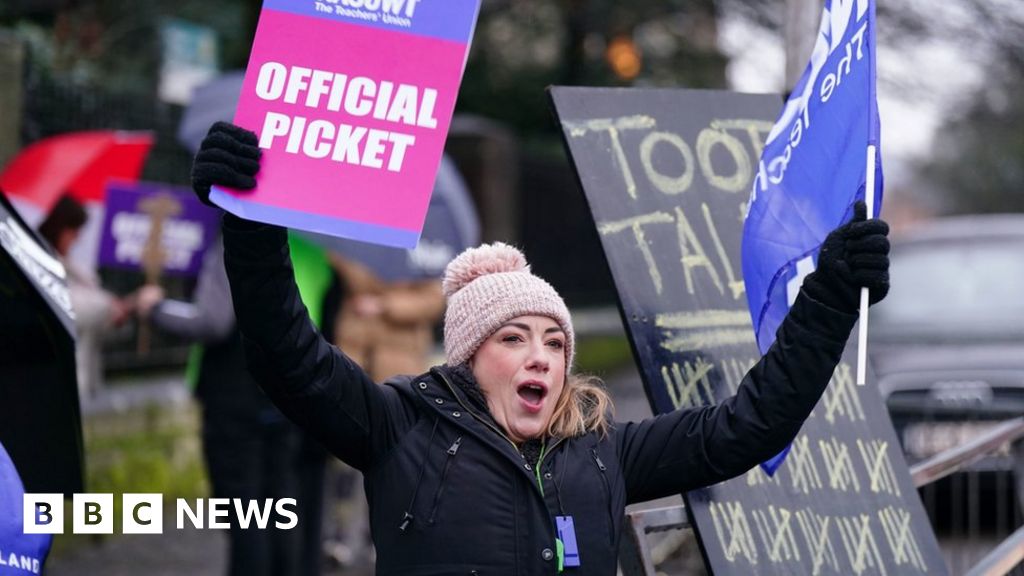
[0,130,154,267]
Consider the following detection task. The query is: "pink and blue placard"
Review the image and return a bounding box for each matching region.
[98,182,220,276]
[210,0,482,248]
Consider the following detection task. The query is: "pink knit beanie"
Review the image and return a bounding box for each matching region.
[442,242,574,370]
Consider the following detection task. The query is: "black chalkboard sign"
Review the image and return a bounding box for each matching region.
[549,86,946,575]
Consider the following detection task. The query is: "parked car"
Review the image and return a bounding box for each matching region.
[868,214,1024,528]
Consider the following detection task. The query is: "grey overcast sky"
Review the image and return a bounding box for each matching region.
[718,11,984,190]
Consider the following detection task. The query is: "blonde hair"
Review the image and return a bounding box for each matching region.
[546,373,614,439]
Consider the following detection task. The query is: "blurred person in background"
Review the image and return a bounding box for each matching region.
[137,232,303,576]
[37,194,133,399]
[329,256,445,380]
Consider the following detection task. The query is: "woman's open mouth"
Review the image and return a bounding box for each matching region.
[516,381,548,413]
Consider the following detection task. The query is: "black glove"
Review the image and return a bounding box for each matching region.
[191,121,261,207]
[802,201,890,313]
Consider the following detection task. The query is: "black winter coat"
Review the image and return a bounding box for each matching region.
[221,217,858,576]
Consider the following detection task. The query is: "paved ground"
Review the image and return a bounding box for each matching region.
[45,525,378,576]
[47,524,230,576]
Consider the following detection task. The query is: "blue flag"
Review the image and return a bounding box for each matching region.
[743,0,883,476]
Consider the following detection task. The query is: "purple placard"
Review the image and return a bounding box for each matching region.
[262,0,480,43]
[98,182,220,276]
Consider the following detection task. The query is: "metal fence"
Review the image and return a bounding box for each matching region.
[912,417,1024,576]
[621,418,1024,576]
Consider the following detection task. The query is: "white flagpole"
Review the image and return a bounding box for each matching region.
[856,144,876,386]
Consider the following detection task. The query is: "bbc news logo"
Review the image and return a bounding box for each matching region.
[23,494,298,534]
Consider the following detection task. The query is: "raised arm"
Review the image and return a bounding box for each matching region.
[191,122,414,469]
[618,202,889,503]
